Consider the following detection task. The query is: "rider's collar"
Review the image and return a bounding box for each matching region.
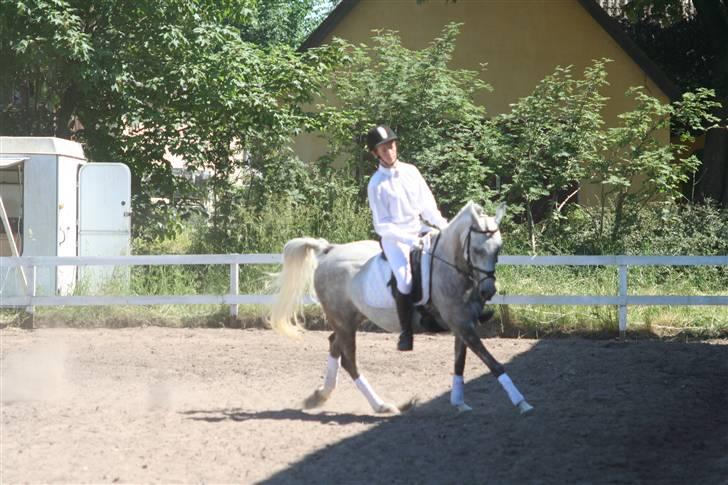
[377,159,399,175]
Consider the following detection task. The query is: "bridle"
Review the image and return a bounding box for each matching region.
[427,224,499,290]
[464,225,499,286]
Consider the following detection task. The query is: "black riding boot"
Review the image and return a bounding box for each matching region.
[394,289,414,351]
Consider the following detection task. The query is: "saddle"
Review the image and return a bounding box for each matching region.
[383,244,424,304]
[380,237,448,334]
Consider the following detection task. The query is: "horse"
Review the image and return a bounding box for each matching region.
[269,201,533,415]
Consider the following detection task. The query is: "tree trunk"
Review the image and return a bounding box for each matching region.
[692,0,728,206]
[55,83,79,139]
[697,125,728,207]
[611,191,626,244]
[526,201,536,253]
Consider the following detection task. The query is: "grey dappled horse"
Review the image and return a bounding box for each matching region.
[269,202,533,415]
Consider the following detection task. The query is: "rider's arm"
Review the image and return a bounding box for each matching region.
[368,181,420,245]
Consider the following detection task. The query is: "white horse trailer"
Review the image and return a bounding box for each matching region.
[0,137,131,299]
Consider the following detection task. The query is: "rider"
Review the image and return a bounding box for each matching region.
[366,125,448,351]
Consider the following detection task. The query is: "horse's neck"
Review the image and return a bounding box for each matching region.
[439,214,471,268]
[428,232,470,308]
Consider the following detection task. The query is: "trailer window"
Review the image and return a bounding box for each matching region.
[0,163,24,256]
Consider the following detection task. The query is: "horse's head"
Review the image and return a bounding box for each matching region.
[456,202,505,302]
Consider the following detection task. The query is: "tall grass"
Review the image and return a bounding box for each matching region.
[492,201,728,338]
[494,264,727,338]
[0,192,368,330]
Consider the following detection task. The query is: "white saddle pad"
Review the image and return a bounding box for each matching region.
[360,234,434,309]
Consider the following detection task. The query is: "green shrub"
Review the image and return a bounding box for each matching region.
[319,23,498,214]
[191,170,372,254]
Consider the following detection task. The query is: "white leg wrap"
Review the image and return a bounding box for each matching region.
[322,355,340,395]
[498,373,525,406]
[450,375,465,406]
[354,375,385,410]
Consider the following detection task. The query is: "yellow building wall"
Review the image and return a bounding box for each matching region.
[296,0,672,205]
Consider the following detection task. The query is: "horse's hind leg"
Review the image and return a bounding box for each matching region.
[455,323,533,414]
[303,332,341,409]
[334,327,399,414]
[451,337,472,412]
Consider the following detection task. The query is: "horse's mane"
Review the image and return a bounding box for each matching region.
[450,201,487,231]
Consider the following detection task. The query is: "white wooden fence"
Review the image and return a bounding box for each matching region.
[1,254,726,335]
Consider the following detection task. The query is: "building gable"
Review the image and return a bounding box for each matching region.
[301,0,679,103]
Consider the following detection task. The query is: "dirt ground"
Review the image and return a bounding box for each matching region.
[1,326,727,485]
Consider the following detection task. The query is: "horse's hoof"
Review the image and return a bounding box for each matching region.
[397,397,419,413]
[454,403,473,413]
[397,335,413,351]
[517,400,534,415]
[375,403,400,414]
[303,388,330,409]
[478,308,495,324]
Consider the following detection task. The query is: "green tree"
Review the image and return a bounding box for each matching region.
[241,0,338,47]
[0,0,340,240]
[623,0,728,207]
[317,25,718,254]
[319,23,499,214]
[590,85,719,243]
[493,61,610,250]
[417,0,728,207]
[494,61,718,252]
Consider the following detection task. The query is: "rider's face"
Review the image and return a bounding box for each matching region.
[373,140,398,168]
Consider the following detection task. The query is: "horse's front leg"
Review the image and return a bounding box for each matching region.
[451,337,472,412]
[455,321,534,415]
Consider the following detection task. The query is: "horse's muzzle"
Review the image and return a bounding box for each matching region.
[479,277,497,302]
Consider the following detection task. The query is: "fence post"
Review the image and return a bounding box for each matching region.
[20,264,36,330]
[229,261,239,325]
[618,264,628,338]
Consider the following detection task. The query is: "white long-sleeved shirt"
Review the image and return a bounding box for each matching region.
[367,161,448,245]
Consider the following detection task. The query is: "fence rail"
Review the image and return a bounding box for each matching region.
[1,254,726,335]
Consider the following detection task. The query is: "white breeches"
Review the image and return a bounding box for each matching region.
[381,238,413,295]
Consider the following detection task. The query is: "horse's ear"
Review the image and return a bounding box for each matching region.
[495,203,506,226]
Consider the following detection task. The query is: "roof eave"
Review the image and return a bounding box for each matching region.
[298,0,361,52]
[578,0,682,101]
[299,0,682,101]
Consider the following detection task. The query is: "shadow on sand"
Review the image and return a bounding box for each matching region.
[180,408,389,426]
[192,338,728,484]
[182,338,728,484]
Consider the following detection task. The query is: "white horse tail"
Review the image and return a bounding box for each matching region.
[269,237,331,338]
